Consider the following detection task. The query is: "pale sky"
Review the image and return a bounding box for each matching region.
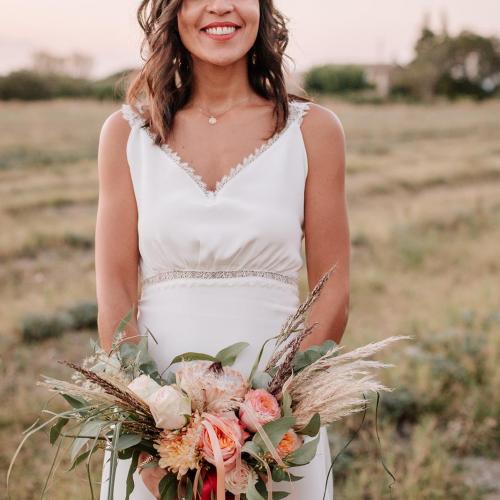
[0,0,499,78]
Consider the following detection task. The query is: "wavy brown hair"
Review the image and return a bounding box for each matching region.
[125,0,312,146]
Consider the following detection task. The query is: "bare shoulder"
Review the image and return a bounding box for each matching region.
[301,102,345,152]
[97,108,133,175]
[99,108,132,147]
[299,101,346,180]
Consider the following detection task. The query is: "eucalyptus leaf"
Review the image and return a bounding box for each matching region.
[241,440,262,457]
[125,450,140,500]
[167,352,217,368]
[68,449,92,471]
[271,467,303,482]
[116,433,142,451]
[292,340,337,372]
[118,447,135,460]
[249,335,279,384]
[297,412,321,437]
[252,416,295,453]
[71,420,105,463]
[255,478,289,499]
[185,476,193,500]
[283,434,320,466]
[49,416,69,445]
[62,394,88,411]
[159,473,178,499]
[251,371,272,390]
[215,341,249,366]
[246,477,265,500]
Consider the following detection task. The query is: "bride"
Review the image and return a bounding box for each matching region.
[95,0,349,498]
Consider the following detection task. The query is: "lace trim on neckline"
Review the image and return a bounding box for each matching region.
[121,100,311,198]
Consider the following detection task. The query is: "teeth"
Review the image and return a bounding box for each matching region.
[205,26,237,35]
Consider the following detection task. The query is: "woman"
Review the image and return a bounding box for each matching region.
[96,0,349,498]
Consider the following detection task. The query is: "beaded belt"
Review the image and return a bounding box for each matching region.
[141,269,296,287]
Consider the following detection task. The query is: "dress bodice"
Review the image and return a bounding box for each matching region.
[120,99,311,293]
[101,99,335,500]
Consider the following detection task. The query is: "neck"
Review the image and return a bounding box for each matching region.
[188,56,257,110]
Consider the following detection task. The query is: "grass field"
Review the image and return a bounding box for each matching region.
[0,97,499,499]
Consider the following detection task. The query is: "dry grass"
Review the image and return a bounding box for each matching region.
[0,97,499,499]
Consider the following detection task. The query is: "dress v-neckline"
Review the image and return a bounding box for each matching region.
[122,100,308,200]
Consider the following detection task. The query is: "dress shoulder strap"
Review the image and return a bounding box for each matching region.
[289,99,311,127]
[121,103,147,129]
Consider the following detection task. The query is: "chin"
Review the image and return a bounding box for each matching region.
[198,53,245,67]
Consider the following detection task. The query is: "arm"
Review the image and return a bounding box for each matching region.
[301,102,350,347]
[95,110,141,353]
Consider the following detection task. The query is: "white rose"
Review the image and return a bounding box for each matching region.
[127,375,161,401]
[147,385,191,430]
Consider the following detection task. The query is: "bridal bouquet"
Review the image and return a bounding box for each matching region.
[8,266,410,499]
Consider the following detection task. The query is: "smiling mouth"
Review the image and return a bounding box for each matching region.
[200,25,241,37]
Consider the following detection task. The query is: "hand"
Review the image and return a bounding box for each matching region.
[138,452,167,500]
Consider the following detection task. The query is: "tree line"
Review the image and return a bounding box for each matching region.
[1,27,499,102]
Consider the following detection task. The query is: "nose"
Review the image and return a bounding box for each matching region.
[206,0,234,14]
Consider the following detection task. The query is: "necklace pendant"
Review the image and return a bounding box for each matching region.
[208,116,217,125]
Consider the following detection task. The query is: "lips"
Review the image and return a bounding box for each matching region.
[200,22,241,31]
[200,22,242,41]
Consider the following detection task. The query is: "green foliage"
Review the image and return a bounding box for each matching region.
[0,68,131,101]
[251,370,272,389]
[67,301,98,330]
[20,300,98,342]
[215,341,249,366]
[251,416,296,453]
[381,310,500,456]
[255,479,289,499]
[297,413,321,437]
[0,70,53,100]
[283,434,320,466]
[392,28,500,100]
[49,417,69,445]
[303,64,372,95]
[125,450,140,500]
[292,339,337,372]
[158,473,178,499]
[166,351,217,367]
[21,311,75,342]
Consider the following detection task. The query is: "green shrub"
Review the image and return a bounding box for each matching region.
[21,312,75,342]
[0,68,131,101]
[20,300,98,342]
[67,301,98,330]
[303,64,373,95]
[0,70,53,100]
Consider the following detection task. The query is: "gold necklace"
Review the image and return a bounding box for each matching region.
[196,96,253,125]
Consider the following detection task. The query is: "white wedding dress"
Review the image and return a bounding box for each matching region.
[99,99,334,499]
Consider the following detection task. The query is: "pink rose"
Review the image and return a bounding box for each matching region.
[199,411,249,471]
[276,429,303,457]
[239,389,281,432]
[224,459,258,495]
